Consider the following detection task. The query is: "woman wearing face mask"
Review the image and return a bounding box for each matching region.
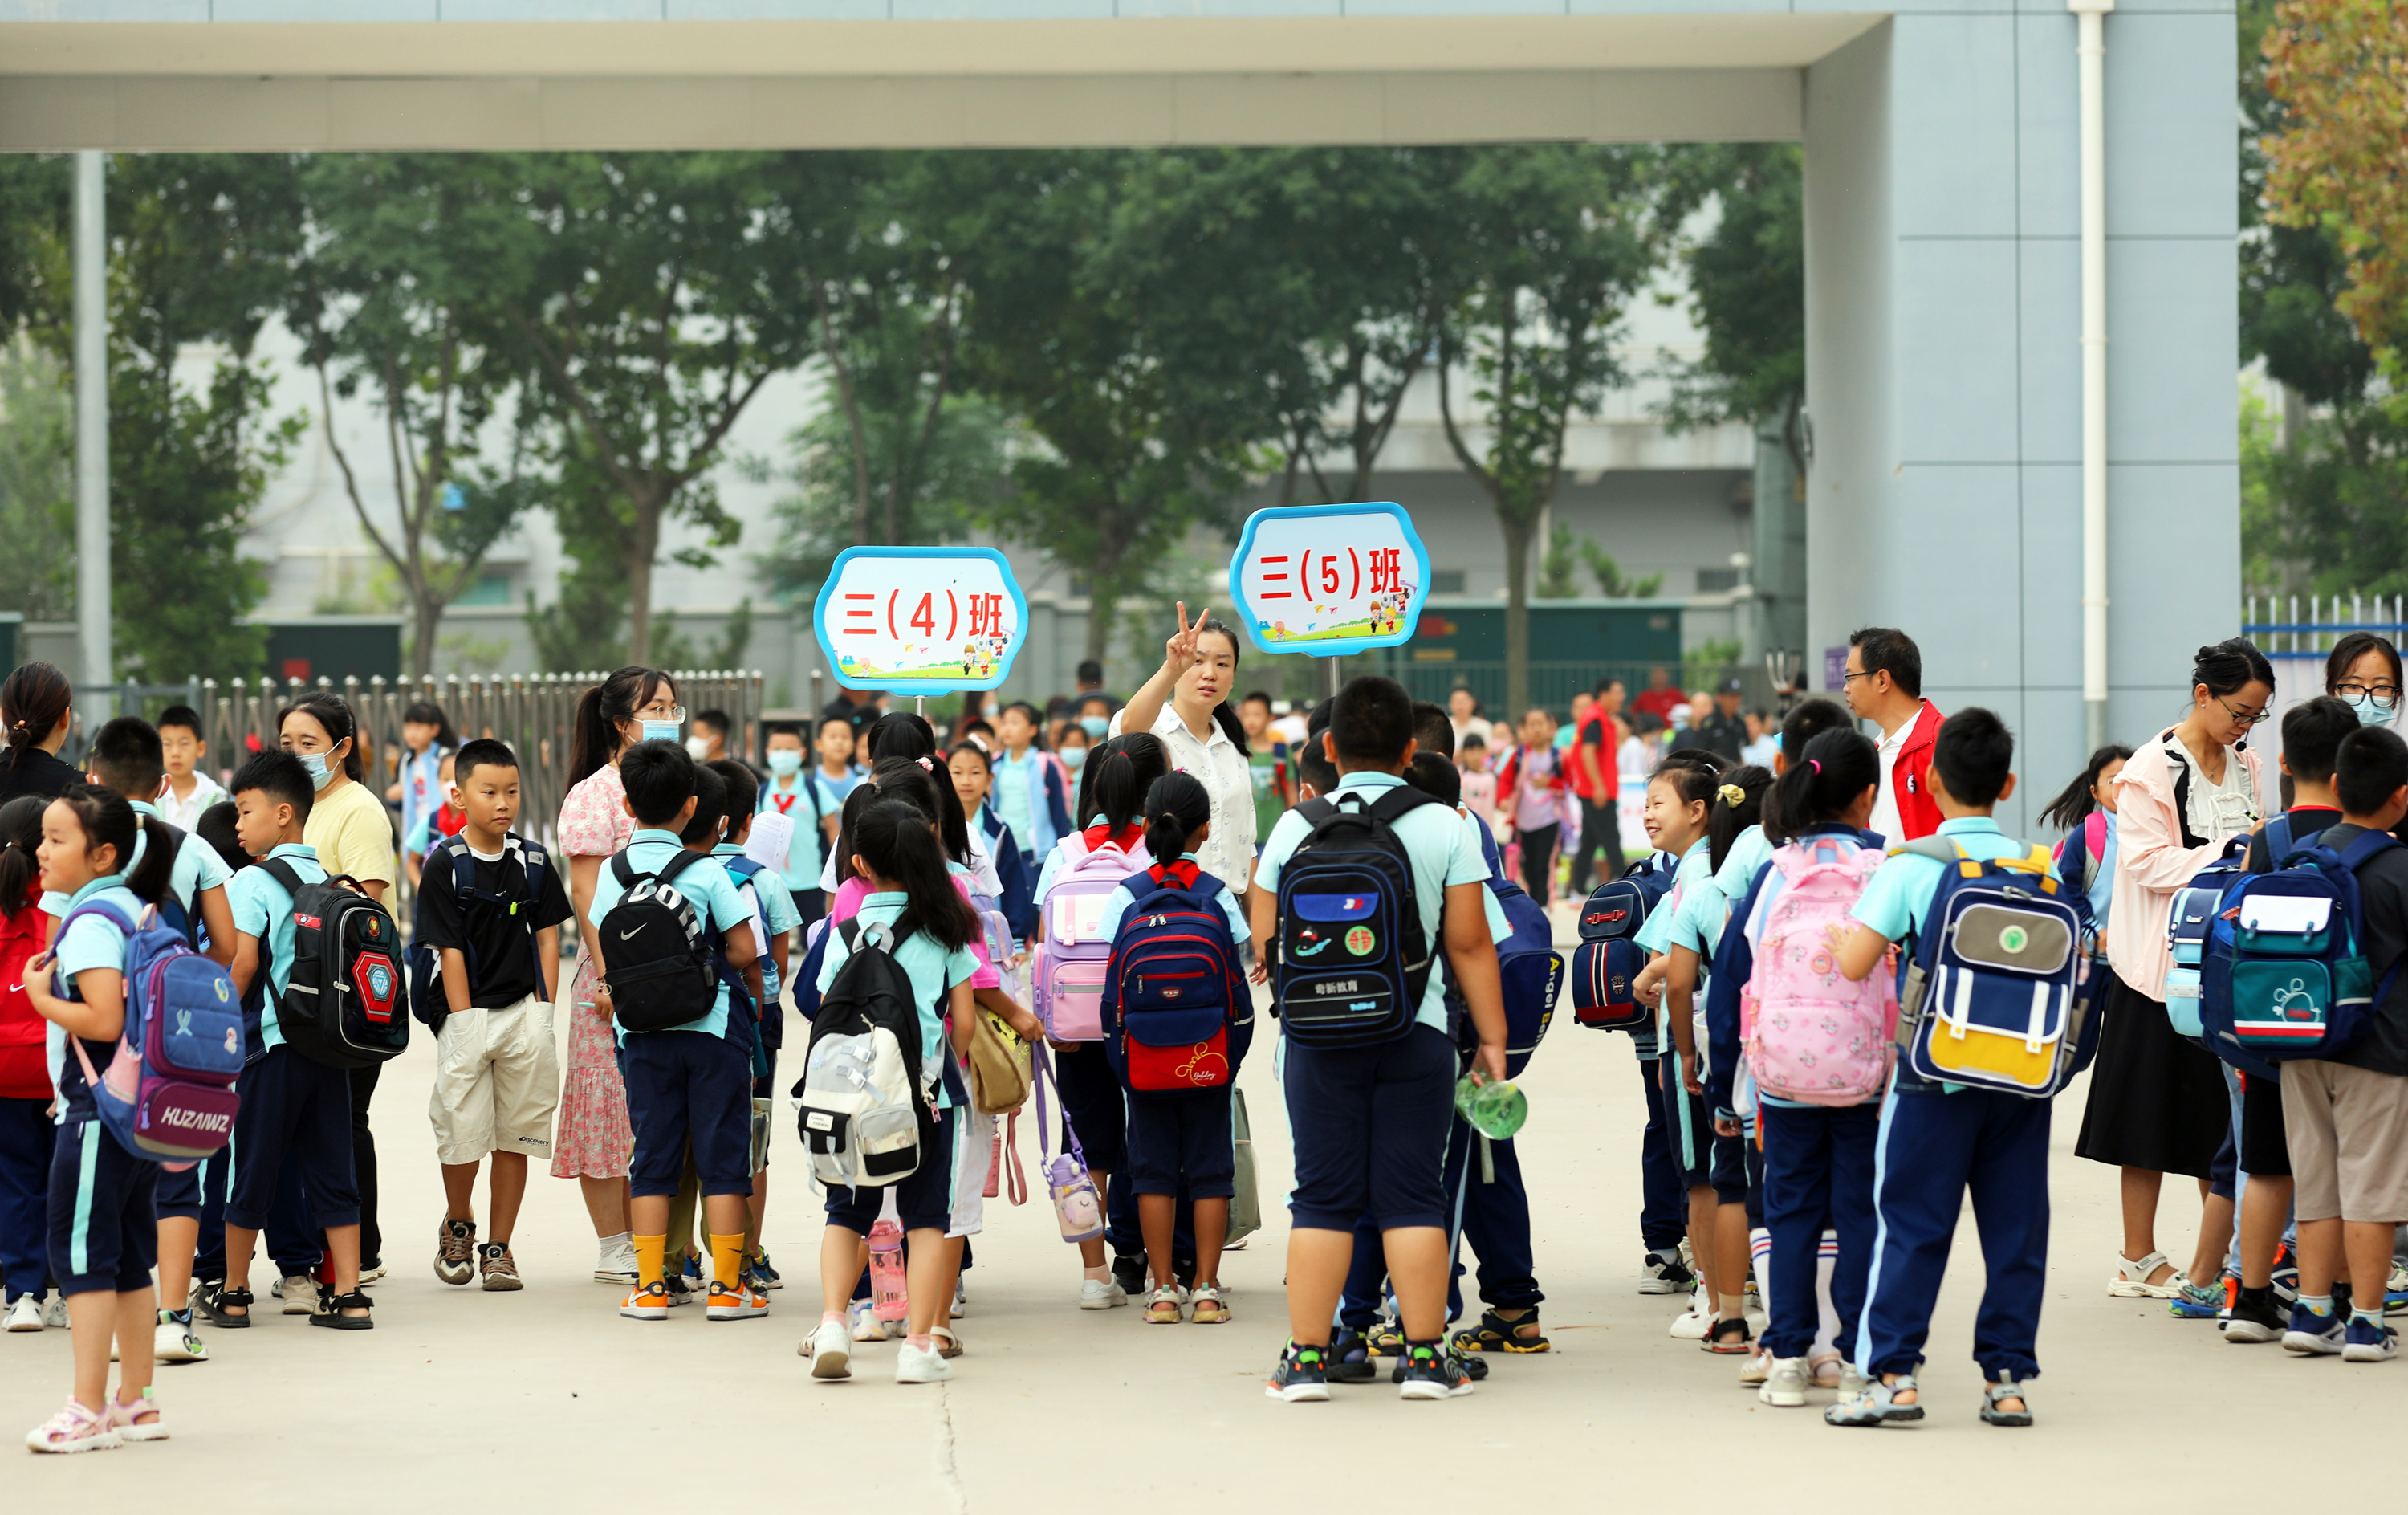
[278,691,402,1281]
[2325,632,2402,731]
[1108,603,1256,900]
[552,666,682,1285]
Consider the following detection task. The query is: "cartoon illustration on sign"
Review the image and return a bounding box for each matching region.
[813,547,1028,693]
[1226,502,1432,658]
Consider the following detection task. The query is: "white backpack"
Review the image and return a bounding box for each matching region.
[796,921,928,1189]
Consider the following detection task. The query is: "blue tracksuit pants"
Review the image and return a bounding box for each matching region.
[1759,1100,1880,1360]
[0,1096,55,1299]
[1446,1119,1542,1317]
[1856,1087,2052,1381]
[1637,1056,1685,1252]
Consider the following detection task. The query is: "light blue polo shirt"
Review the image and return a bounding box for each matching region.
[586,830,756,1042]
[1100,853,1254,946]
[756,769,828,893]
[716,840,799,1002]
[1254,771,1492,1035]
[52,877,141,987]
[226,842,327,1049]
[129,797,232,916]
[816,890,980,1108]
[1851,817,2056,945]
[1635,835,1714,956]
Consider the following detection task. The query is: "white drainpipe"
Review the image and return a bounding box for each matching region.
[2072,0,2113,751]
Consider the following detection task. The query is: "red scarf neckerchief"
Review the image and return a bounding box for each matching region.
[1083,822,1145,853]
[1149,859,1202,889]
[770,779,801,817]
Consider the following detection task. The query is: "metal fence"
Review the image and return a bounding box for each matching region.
[1373,658,1763,720]
[2242,594,2408,664]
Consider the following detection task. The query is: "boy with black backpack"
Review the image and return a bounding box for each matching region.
[588,741,763,1325]
[1251,675,1508,1402]
[414,739,570,1293]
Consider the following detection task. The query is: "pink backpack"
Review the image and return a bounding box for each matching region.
[1740,837,1897,1106]
[1031,836,1150,1041]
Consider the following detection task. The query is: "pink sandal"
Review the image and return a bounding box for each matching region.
[26,1399,120,1454]
[108,1389,166,1443]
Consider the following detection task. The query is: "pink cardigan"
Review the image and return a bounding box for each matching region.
[2105,731,2262,999]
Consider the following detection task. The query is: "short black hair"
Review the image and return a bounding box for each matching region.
[960,718,995,740]
[1076,659,1104,686]
[157,705,202,740]
[194,800,249,874]
[1931,707,2014,807]
[1331,676,1415,764]
[1411,700,1454,760]
[1458,729,1487,751]
[1297,735,1339,796]
[2337,726,2408,817]
[680,762,728,846]
[1849,626,1923,699]
[765,722,803,744]
[620,739,698,828]
[87,716,165,799]
[452,738,519,786]
[1240,690,1274,711]
[230,750,315,824]
[818,714,856,738]
[1593,676,1625,698]
[694,709,731,739]
[2280,696,2358,786]
[1779,698,1852,760]
[1405,751,1462,806]
[706,756,757,825]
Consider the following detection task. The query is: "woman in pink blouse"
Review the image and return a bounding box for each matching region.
[551,666,683,1285]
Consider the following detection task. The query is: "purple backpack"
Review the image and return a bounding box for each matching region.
[60,901,243,1166]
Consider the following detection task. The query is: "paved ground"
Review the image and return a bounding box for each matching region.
[7,952,2405,1508]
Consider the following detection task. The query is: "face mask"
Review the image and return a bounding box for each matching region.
[299,752,336,792]
[685,735,713,760]
[2351,694,2396,727]
[1060,747,1088,772]
[767,749,803,777]
[641,720,680,746]
[1080,716,1108,739]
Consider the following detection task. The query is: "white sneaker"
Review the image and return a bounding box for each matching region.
[1759,1356,1810,1407]
[951,1280,966,1319]
[1668,1286,1713,1339]
[4,1296,43,1332]
[803,1319,852,1380]
[356,1261,387,1285]
[42,1296,69,1329]
[153,1313,205,1363]
[594,1242,640,1285]
[895,1339,954,1383]
[1838,1363,1869,1397]
[847,1300,888,1342]
[1078,1277,1129,1311]
[280,1277,317,1316]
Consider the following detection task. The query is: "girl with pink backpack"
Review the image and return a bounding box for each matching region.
[1704,729,1889,1410]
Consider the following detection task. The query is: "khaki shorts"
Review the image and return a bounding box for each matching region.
[2280,1058,2408,1224]
[428,994,559,1167]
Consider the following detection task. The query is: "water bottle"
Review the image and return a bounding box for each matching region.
[868,1220,908,1325]
[1454,1074,1528,1141]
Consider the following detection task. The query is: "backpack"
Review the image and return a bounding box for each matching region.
[1031,836,1149,1041]
[596,849,719,1034]
[1450,874,1563,1078]
[1740,837,1897,1106]
[2199,827,2401,1063]
[2164,837,2253,1037]
[1895,837,2097,1098]
[406,833,551,1031]
[56,901,243,1164]
[1568,856,1678,1030]
[794,918,931,1188]
[1101,864,1251,1096]
[258,860,407,1069]
[1272,786,1448,1049]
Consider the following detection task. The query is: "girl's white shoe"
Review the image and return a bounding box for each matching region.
[27,1399,120,1454]
[108,1389,167,1443]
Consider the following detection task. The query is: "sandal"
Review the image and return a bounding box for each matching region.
[1703,1316,1753,1354]
[2108,1249,2186,1299]
[308,1289,375,1331]
[1363,1320,1405,1358]
[931,1322,963,1359]
[195,1282,252,1330]
[1809,1350,1845,1390]
[1981,1373,2033,1427]
[1824,1374,1923,1427]
[1189,1285,1230,1324]
[1143,1285,1184,1324]
[1450,1306,1549,1354]
[1328,1327,1379,1383]
[25,1398,119,1454]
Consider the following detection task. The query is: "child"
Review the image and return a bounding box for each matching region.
[588,741,763,1324]
[1239,690,1292,854]
[706,758,797,1289]
[0,796,59,1334]
[1495,708,1566,902]
[418,739,571,1293]
[759,723,828,926]
[1251,675,1507,1402]
[1102,772,1253,1324]
[1826,708,2051,1427]
[1055,723,1092,782]
[991,701,1073,866]
[948,742,1037,948]
[22,785,181,1449]
[154,705,226,832]
[2041,743,2133,943]
[2276,723,2408,1362]
[1458,732,1498,833]
[799,800,982,1385]
[212,752,372,1331]
[401,750,466,890]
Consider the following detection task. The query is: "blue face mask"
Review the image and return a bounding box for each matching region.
[1080,715,1108,739]
[1060,746,1088,772]
[2351,694,2398,727]
[299,752,336,792]
[767,749,803,777]
[641,719,681,746]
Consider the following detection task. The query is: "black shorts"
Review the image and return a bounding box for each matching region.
[2239,1069,2292,1178]
[226,1044,359,1232]
[623,1029,753,1199]
[48,1114,159,1296]
[1283,1023,1456,1232]
[824,1104,958,1235]
[1708,1124,1754,1209]
[1051,1041,1126,1174]
[1124,1089,1235,1199]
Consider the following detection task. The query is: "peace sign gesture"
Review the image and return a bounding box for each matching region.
[1162,601,1212,671]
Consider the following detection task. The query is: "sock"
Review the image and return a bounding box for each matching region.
[2353,1307,2384,1327]
[708,1233,746,1292]
[908,1332,933,1350]
[598,1229,630,1256]
[2301,1293,2333,1317]
[632,1234,668,1289]
[1813,1229,1841,1358]
[2238,1283,2272,1307]
[1748,1228,1773,1323]
[1719,1292,1745,1321]
[168,1307,192,1326]
[1083,1265,1110,1283]
[822,1309,845,1326]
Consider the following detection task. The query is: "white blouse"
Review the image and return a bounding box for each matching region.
[2180,739,2260,844]
[1108,702,1256,897]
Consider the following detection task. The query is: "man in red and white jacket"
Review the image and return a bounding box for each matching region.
[1841,626,1946,841]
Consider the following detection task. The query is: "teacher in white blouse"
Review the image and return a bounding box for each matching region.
[1109,603,1257,898]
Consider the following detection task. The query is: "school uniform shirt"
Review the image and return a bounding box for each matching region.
[397,744,446,857]
[816,890,979,1108]
[1703,825,1888,1113]
[50,878,144,1113]
[2300,821,2408,1077]
[304,776,398,892]
[1100,853,1253,946]
[159,771,228,832]
[414,836,574,1009]
[584,830,756,1043]
[1633,836,1714,959]
[1107,705,1255,897]
[714,841,797,1001]
[126,798,232,917]
[1254,771,1491,1036]
[757,768,830,894]
[992,747,1072,859]
[226,843,329,1048]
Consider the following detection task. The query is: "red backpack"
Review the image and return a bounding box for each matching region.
[0,896,55,1100]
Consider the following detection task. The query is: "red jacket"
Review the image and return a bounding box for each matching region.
[1889,701,1946,841]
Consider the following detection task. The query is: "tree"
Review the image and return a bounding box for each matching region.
[1580,540,1662,599]
[1654,144,1806,474]
[1435,146,1658,715]
[0,339,73,623]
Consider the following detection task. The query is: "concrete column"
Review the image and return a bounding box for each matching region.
[73,150,109,689]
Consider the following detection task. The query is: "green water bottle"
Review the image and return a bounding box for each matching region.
[1454,1075,1527,1141]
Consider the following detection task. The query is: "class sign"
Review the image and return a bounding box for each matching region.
[811,546,1027,694]
[1226,501,1431,658]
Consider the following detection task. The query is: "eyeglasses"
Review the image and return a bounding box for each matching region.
[2334,682,2402,711]
[634,703,686,723]
[2215,696,2272,727]
[1839,670,1876,686]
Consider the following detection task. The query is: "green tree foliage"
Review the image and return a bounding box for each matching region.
[0,340,73,623]
[1655,143,1805,473]
[1580,540,1662,600]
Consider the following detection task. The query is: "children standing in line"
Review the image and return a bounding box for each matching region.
[705,758,797,1289]
[760,723,828,927]
[154,706,226,833]
[0,796,57,1334]
[418,739,571,1293]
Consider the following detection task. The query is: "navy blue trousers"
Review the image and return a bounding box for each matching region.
[1337,1118,1544,1328]
[1759,1101,1880,1360]
[0,1096,55,1299]
[1857,1088,2052,1381]
[1637,1055,1686,1251]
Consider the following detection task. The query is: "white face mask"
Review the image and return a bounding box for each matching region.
[685,735,713,760]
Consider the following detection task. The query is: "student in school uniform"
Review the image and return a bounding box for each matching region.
[990,701,1073,867]
[946,743,1037,949]
[706,758,798,1290]
[418,739,571,1294]
[154,706,227,833]
[0,796,59,1336]
[1826,708,2052,1428]
[759,723,828,927]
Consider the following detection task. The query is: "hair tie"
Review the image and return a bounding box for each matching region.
[1718,783,1745,807]
[916,755,934,772]
[1808,759,1822,774]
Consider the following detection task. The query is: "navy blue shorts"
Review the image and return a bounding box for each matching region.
[153,1145,229,1222]
[227,1044,360,1232]
[48,1114,160,1296]
[624,1029,754,1199]
[1283,1023,1455,1232]
[1709,1123,1755,1209]
[1051,1041,1126,1174]
[824,1104,958,1235]
[1125,1089,1235,1199]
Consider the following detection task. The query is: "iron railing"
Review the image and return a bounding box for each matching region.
[2243,594,2408,663]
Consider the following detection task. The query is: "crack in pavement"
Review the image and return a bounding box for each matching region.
[934,1379,970,1515]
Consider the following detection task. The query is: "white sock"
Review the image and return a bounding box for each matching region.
[1748,1228,1772,1322]
[1812,1230,1841,1358]
[599,1230,631,1256]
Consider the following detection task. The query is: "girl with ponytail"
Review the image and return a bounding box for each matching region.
[0,795,48,1330]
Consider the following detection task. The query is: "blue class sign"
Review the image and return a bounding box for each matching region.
[811,546,1029,694]
[1226,502,1431,658]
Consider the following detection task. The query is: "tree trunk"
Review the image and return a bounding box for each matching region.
[625,491,663,666]
[409,597,441,679]
[1084,593,1114,666]
[1502,511,1535,719]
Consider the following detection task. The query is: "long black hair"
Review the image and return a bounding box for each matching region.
[1142,772,1212,867]
[0,662,69,772]
[570,666,676,786]
[871,755,971,867]
[0,794,45,917]
[2325,631,2402,697]
[1192,618,1250,751]
[1075,733,1169,833]
[850,799,976,953]
[278,692,367,784]
[53,785,176,908]
[403,699,459,751]
[2039,743,2134,832]
[1764,729,1882,844]
[1707,764,1773,873]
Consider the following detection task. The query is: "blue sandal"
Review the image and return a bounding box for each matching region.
[1824,1374,1924,1427]
[1981,1374,2033,1427]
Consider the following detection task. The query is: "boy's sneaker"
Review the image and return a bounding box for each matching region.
[1397,1342,1476,1400]
[2386,1266,2408,1314]
[1759,1356,1810,1407]
[593,1240,640,1285]
[280,1275,317,1316]
[153,1311,205,1363]
[358,1260,387,1284]
[2281,1303,2346,1356]
[478,1244,523,1292]
[2342,1315,2398,1362]
[434,1220,477,1286]
[41,1295,67,1329]
[895,1339,952,1383]
[4,1294,43,1332]
[619,1281,671,1322]
[2169,1281,2223,1319]
[847,1300,888,1342]
[2223,1289,2287,1343]
[750,1249,783,1289]
[1637,1250,1694,1295]
[661,1273,694,1308]
[706,1279,771,1322]
[1077,1276,1128,1311]
[2269,1245,2300,1306]
[802,1318,852,1379]
[1265,1341,1332,1403]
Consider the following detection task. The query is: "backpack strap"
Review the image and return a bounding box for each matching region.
[2339,828,2401,873]
[1894,837,1968,864]
[258,856,306,902]
[1365,785,1445,826]
[2160,731,2210,849]
[2263,812,2294,866]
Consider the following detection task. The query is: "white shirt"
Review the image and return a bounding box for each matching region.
[1108,703,1255,897]
[159,772,227,832]
[1869,713,1914,843]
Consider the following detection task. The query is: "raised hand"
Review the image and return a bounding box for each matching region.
[1163,601,1211,670]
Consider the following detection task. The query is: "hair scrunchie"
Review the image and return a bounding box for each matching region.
[1808,759,1822,774]
[1718,783,1745,807]
[915,755,934,772]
